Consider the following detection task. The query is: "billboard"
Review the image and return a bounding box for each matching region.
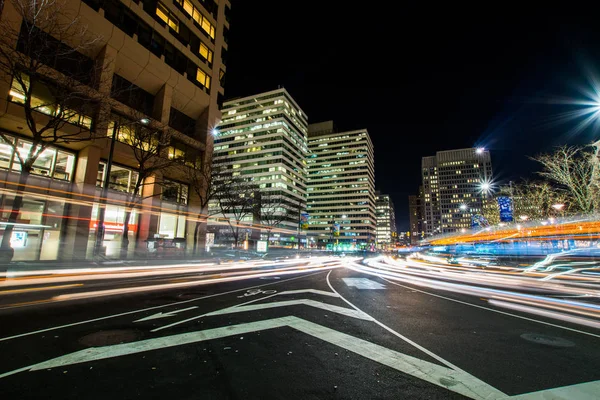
[333,223,340,236]
[497,196,513,222]
[300,212,309,230]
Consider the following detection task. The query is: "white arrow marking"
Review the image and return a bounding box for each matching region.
[276,289,339,297]
[342,277,386,290]
[509,379,600,399]
[204,299,373,321]
[134,306,198,322]
[0,316,506,399]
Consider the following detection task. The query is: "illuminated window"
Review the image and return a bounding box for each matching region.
[9,74,92,129]
[175,0,215,39]
[182,0,193,14]
[156,2,179,32]
[199,43,213,63]
[196,68,211,89]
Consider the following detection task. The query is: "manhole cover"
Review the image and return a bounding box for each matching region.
[520,333,575,348]
[79,330,141,347]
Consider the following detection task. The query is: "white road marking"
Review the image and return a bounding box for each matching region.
[375,274,600,339]
[150,291,281,333]
[204,299,373,321]
[327,270,462,370]
[133,306,199,322]
[0,271,325,343]
[0,315,506,399]
[342,277,386,289]
[151,287,341,333]
[509,379,600,399]
[276,289,339,297]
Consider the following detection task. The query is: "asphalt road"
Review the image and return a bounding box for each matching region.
[1,263,600,399]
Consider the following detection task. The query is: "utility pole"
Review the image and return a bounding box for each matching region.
[94,121,119,258]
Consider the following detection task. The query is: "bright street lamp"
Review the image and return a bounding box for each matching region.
[552,203,565,211]
[459,204,468,211]
[519,215,529,221]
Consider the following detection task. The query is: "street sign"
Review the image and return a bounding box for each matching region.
[256,240,268,253]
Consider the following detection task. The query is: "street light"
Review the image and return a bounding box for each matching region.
[519,215,529,221]
[459,204,468,211]
[552,203,565,211]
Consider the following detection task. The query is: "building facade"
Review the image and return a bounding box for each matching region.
[375,192,396,249]
[0,0,229,260]
[408,186,425,244]
[421,148,493,235]
[210,88,309,246]
[306,121,376,250]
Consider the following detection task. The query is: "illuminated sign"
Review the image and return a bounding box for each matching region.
[11,231,27,248]
[497,196,513,222]
[256,240,268,252]
[300,212,309,230]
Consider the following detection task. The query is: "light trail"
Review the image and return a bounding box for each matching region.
[356,256,600,331]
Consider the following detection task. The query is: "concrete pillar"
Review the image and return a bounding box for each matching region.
[59,145,102,260]
[136,173,162,255]
[153,83,173,124]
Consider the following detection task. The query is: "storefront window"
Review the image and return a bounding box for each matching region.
[0,137,14,169]
[158,212,186,238]
[162,179,188,204]
[53,151,75,180]
[97,162,141,194]
[2,137,75,181]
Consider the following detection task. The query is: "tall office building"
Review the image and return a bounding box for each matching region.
[421,148,493,234]
[0,0,229,260]
[307,121,376,250]
[408,186,425,244]
[211,88,308,245]
[376,192,397,249]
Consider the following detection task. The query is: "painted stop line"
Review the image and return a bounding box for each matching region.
[342,278,386,290]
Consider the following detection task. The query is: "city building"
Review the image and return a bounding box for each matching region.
[306,121,376,250]
[0,0,230,260]
[421,148,493,235]
[375,192,397,249]
[210,88,309,246]
[408,186,425,244]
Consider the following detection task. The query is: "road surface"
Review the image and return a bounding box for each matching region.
[1,257,599,399]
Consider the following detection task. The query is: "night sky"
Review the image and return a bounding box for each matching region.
[224,5,600,229]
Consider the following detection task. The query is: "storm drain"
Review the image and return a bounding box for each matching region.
[520,333,575,348]
[79,329,141,347]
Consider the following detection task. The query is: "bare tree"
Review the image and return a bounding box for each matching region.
[187,155,221,254]
[0,0,106,260]
[108,115,177,258]
[532,145,598,214]
[211,176,258,248]
[500,181,570,221]
[257,190,296,240]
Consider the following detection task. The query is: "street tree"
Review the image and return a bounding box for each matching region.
[107,114,177,258]
[257,190,297,240]
[532,145,598,214]
[0,0,106,260]
[212,176,258,248]
[186,155,221,254]
[500,181,570,221]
